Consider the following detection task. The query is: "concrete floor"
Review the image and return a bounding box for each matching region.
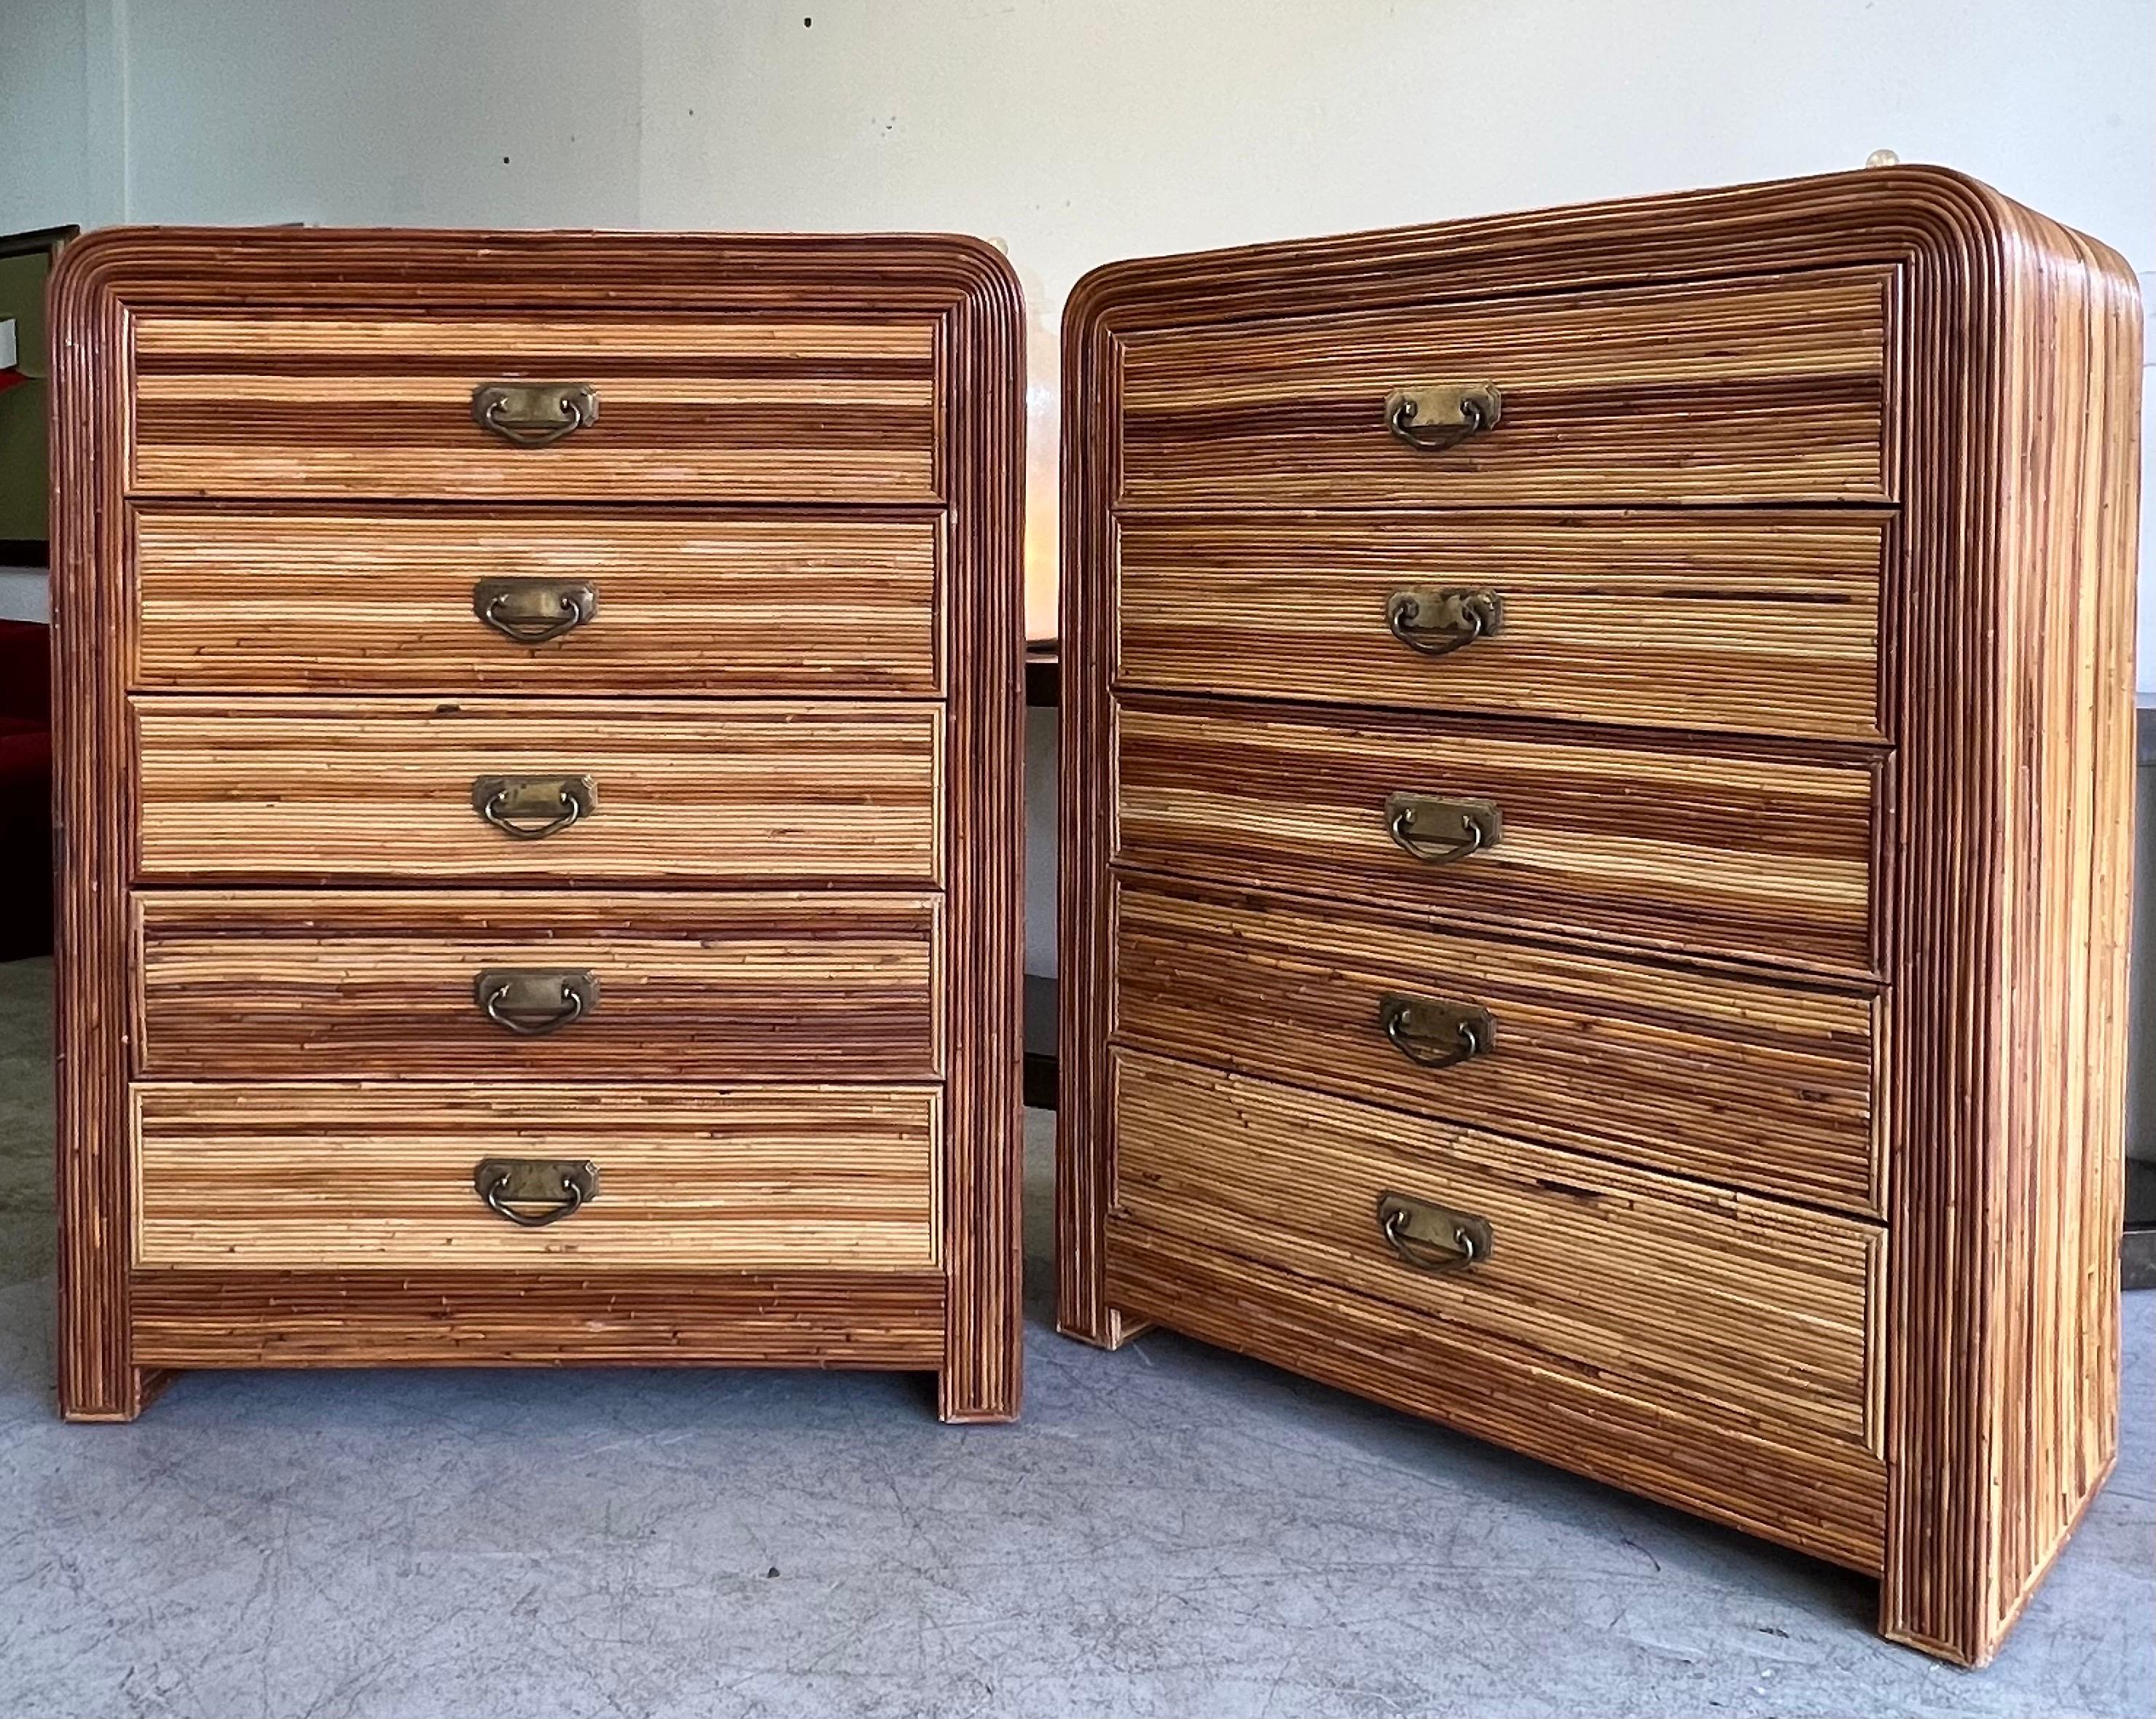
[0,957,2148,1718]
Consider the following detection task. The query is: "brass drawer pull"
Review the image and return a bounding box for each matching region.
[1385,792,1501,865]
[471,381,600,447]
[473,578,598,644]
[1387,587,1503,657]
[474,1157,599,1228]
[1378,1191,1492,1273]
[1379,992,1494,1069]
[475,967,598,1036]
[1384,383,1502,452]
[471,773,596,840]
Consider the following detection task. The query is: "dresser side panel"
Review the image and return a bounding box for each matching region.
[1878,189,2141,1667]
[48,239,141,1419]
[1979,205,2140,1650]
[931,243,1028,1422]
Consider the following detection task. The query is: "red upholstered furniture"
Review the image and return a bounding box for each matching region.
[0,619,52,961]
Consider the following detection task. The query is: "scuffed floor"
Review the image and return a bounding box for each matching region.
[0,958,2148,1718]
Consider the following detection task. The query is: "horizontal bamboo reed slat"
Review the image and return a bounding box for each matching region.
[1116,509,1886,741]
[131,1269,950,1368]
[133,888,942,1081]
[134,1081,942,1271]
[1116,694,1881,977]
[133,505,945,697]
[1116,265,1892,509]
[131,309,941,503]
[131,696,944,885]
[1113,879,1881,1215]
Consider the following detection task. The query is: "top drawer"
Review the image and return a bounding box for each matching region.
[1116,267,1894,510]
[130,313,941,504]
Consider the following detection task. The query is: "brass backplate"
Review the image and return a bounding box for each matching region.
[1377,1190,1494,1269]
[470,774,598,821]
[1386,587,1505,645]
[1384,383,1503,443]
[1379,992,1495,1064]
[471,380,599,445]
[474,967,600,1019]
[1385,793,1502,853]
[474,1158,600,1205]
[472,577,598,638]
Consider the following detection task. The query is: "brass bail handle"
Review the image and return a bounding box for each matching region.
[1377,1191,1493,1274]
[1385,383,1503,452]
[1379,993,1495,1070]
[472,381,600,447]
[1385,793,1502,866]
[1386,588,1504,657]
[474,1158,599,1229]
[471,774,596,841]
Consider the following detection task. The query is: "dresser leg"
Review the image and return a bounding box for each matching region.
[1057,1305,1153,1351]
[60,1365,171,1423]
[936,1365,1020,1424]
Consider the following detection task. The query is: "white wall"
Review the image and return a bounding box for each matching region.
[6,0,2153,973]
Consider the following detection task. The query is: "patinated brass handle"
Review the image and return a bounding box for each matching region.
[1378,1191,1492,1273]
[471,381,599,447]
[1385,384,1502,452]
[1385,793,1501,866]
[475,968,598,1036]
[471,774,596,840]
[1386,588,1504,657]
[1379,993,1495,1070]
[473,579,597,644]
[474,1157,599,1228]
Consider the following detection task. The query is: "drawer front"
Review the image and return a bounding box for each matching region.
[1108,1053,1885,1556]
[134,507,942,696]
[1114,883,1881,1216]
[1116,700,1879,976]
[1117,512,1886,742]
[133,697,942,885]
[135,1082,941,1270]
[134,890,941,1081]
[130,313,940,503]
[1116,267,1893,509]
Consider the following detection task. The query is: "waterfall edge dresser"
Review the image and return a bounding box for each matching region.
[1057,166,2141,1665]
[52,229,1025,1424]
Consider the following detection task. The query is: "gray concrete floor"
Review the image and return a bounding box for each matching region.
[0,955,2148,1718]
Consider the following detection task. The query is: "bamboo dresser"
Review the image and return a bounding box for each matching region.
[1057,168,2141,1664]
[51,230,1024,1423]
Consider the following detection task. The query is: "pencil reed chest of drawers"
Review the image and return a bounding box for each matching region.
[1057,168,2141,1664]
[52,229,1025,1423]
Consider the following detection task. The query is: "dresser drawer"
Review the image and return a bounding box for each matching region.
[132,697,942,885]
[1117,512,1886,742]
[1116,267,1894,509]
[134,506,942,697]
[130,312,940,503]
[1116,700,1880,976]
[1107,1052,1886,1569]
[1114,882,1881,1216]
[135,1082,941,1271]
[134,890,941,1081]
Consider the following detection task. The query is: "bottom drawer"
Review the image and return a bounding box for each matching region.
[1105,1051,1887,1571]
[135,1082,940,1272]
